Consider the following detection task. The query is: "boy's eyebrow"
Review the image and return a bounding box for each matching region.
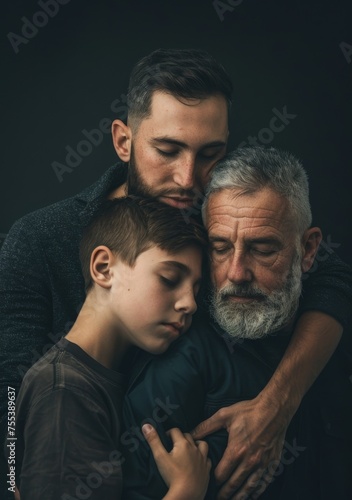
[162,261,188,272]
[151,137,227,149]
[162,260,202,283]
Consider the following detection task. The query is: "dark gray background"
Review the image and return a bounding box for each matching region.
[2,0,351,264]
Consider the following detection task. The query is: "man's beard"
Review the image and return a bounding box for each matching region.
[127,147,156,197]
[210,252,303,340]
[127,146,198,201]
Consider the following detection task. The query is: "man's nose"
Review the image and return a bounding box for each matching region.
[173,157,196,190]
[226,252,253,284]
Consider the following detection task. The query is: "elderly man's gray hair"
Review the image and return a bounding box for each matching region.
[202,146,312,234]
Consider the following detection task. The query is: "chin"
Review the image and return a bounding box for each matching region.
[148,341,172,355]
[153,345,169,355]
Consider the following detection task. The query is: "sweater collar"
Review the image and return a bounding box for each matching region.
[76,162,128,225]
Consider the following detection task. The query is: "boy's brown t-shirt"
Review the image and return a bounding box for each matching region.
[9,337,126,500]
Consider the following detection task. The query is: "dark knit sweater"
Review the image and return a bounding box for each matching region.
[0,162,352,497]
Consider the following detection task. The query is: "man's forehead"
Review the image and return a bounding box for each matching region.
[146,91,229,128]
[206,188,293,234]
[149,88,227,107]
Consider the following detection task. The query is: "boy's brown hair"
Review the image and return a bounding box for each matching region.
[80,196,208,292]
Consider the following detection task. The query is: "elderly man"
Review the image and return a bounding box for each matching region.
[122,146,352,499]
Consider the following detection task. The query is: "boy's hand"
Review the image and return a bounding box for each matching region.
[142,424,211,500]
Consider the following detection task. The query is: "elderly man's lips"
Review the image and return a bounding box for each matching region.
[226,295,264,303]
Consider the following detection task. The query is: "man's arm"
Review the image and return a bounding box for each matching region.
[0,220,53,500]
[192,250,351,500]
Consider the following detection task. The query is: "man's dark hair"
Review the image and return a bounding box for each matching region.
[80,196,208,292]
[127,48,233,130]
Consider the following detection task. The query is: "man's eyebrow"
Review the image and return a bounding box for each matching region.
[151,137,227,148]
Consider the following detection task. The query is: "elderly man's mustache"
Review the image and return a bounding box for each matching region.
[219,284,267,301]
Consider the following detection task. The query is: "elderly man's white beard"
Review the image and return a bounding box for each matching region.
[210,253,303,340]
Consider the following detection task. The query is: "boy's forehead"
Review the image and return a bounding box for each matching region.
[139,245,202,272]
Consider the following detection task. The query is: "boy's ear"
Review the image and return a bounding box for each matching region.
[300,227,323,273]
[90,246,115,289]
[112,119,132,162]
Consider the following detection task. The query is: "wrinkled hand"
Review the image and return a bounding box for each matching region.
[191,396,289,499]
[142,424,211,500]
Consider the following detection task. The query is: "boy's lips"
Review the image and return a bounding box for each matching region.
[162,322,184,335]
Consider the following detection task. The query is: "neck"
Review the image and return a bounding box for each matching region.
[65,296,131,371]
[108,182,127,200]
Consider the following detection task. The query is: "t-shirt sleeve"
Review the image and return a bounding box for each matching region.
[16,380,123,500]
[300,248,352,329]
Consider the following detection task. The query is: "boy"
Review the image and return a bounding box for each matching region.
[10,196,210,500]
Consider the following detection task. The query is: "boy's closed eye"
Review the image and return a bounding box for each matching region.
[160,275,180,288]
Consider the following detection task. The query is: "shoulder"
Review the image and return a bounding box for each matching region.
[171,311,229,358]
[5,194,82,254]
[17,344,107,411]
[129,312,230,390]
[5,163,125,244]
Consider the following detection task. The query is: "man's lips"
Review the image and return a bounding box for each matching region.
[158,196,195,209]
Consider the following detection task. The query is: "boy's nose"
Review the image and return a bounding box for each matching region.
[174,290,197,315]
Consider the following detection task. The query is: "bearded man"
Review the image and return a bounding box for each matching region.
[122,146,352,499]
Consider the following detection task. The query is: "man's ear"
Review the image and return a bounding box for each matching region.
[90,246,115,289]
[111,119,132,162]
[300,227,323,273]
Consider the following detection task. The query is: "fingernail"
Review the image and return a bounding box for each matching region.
[142,424,153,435]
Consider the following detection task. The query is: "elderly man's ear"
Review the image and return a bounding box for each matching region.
[300,227,323,273]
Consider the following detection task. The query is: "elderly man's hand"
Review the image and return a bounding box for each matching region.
[191,395,289,499]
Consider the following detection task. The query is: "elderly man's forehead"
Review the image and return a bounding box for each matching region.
[207,187,290,211]
[205,187,295,231]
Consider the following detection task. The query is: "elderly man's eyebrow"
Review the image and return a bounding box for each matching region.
[246,237,282,246]
[208,236,230,243]
[151,137,227,148]
[208,236,283,249]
